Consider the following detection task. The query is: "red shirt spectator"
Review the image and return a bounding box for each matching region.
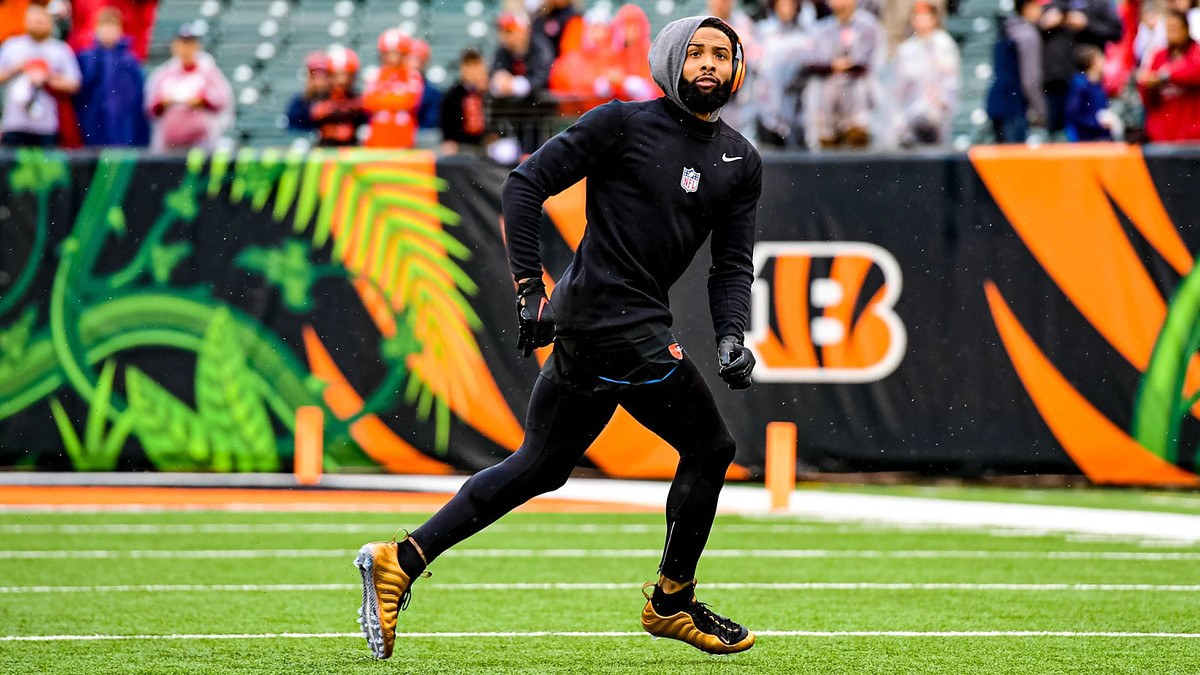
[68,0,158,62]
[1139,10,1200,141]
[363,29,424,148]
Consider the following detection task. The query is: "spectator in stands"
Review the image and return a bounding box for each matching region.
[1137,0,1200,62]
[1039,0,1122,135]
[892,1,960,146]
[549,8,616,98]
[1,0,33,46]
[707,0,760,138]
[68,0,158,62]
[882,0,947,58]
[0,3,80,146]
[1135,2,1165,65]
[1139,9,1200,141]
[806,0,883,148]
[987,0,1047,143]
[550,5,658,101]
[606,4,658,100]
[754,0,818,148]
[532,0,581,58]
[492,12,553,99]
[286,51,330,132]
[363,28,424,148]
[144,24,231,151]
[1066,44,1117,140]
[409,39,441,131]
[440,47,489,154]
[492,11,554,152]
[310,45,368,146]
[74,7,147,146]
[796,0,831,30]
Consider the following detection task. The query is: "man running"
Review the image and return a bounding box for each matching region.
[356,15,762,659]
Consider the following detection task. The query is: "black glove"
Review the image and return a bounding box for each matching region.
[717,335,755,390]
[515,277,555,357]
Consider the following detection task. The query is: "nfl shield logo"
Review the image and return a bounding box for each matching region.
[680,167,700,193]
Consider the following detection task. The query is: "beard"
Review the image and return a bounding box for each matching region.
[677,74,734,115]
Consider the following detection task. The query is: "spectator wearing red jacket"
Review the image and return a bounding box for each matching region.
[363,28,423,148]
[68,0,158,62]
[1139,9,1200,141]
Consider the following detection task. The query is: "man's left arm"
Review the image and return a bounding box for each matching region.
[709,154,762,390]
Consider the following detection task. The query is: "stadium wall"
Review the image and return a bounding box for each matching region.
[1,145,1198,487]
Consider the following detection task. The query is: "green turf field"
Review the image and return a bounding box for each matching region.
[2,491,1199,674]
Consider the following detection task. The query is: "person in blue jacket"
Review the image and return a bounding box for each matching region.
[1065,43,1115,141]
[986,0,1048,143]
[74,7,148,146]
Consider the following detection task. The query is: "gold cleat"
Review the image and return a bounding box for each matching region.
[354,539,428,659]
[640,579,755,655]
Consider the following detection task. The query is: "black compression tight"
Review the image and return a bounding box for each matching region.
[409,355,736,581]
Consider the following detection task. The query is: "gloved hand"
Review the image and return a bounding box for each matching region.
[515,277,555,357]
[717,335,755,390]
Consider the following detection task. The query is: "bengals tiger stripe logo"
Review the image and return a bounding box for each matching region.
[747,242,907,383]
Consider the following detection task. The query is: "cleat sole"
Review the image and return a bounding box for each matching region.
[354,544,388,659]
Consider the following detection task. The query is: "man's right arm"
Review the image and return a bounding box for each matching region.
[0,42,19,84]
[501,101,623,281]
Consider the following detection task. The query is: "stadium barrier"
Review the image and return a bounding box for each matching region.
[2,144,1199,487]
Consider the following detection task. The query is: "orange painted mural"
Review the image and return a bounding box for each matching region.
[972,144,1199,486]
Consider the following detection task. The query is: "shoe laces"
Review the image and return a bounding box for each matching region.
[687,599,744,644]
[391,530,431,612]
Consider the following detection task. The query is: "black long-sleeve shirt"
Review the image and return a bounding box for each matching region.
[502,97,762,345]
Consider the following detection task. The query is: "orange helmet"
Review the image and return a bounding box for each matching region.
[326,45,360,73]
[378,28,412,54]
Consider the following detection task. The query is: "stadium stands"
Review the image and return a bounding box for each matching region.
[145,0,1012,147]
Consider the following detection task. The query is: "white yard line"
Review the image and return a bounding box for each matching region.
[1,548,1198,560]
[3,474,1199,540]
[7,521,1195,546]
[2,582,1199,594]
[2,630,1199,642]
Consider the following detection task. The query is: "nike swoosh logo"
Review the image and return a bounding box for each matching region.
[722,153,744,162]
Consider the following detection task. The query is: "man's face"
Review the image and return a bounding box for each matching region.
[26,8,53,40]
[911,9,936,34]
[332,70,354,91]
[382,49,405,68]
[677,26,735,115]
[461,60,488,88]
[1167,14,1190,47]
[829,0,856,17]
[775,0,799,23]
[96,22,123,48]
[1022,1,1043,23]
[499,25,529,52]
[172,38,200,65]
[308,69,330,93]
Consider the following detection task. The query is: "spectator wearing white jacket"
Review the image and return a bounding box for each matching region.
[891,1,960,146]
[144,24,232,151]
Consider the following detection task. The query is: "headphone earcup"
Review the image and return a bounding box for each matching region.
[731,57,745,93]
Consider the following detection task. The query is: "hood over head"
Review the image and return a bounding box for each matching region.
[648,15,737,122]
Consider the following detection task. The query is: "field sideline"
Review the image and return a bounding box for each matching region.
[1,485,1198,673]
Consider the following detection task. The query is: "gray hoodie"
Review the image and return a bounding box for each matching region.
[649,16,736,123]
